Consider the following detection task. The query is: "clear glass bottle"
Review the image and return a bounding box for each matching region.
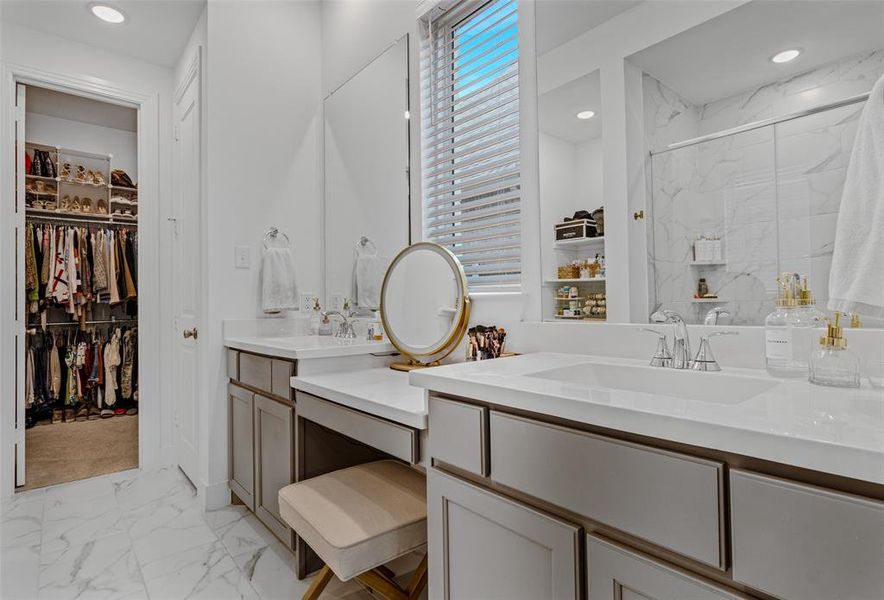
[765,273,819,378]
[809,313,861,388]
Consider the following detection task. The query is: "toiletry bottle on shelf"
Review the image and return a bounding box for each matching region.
[809,313,861,388]
[765,273,819,378]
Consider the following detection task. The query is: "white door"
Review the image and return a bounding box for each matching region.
[14,83,26,487]
[172,57,202,485]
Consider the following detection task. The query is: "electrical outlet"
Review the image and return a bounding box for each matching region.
[234,246,251,269]
[329,294,345,312]
[300,294,316,313]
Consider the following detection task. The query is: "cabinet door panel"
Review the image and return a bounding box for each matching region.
[587,535,744,600]
[254,394,295,549]
[228,383,254,509]
[428,396,487,475]
[428,468,580,600]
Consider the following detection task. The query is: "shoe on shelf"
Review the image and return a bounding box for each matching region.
[81,197,93,213]
[60,162,72,181]
[111,169,136,188]
[75,165,87,183]
[100,409,114,418]
[93,171,106,186]
[60,195,71,212]
[63,407,75,422]
[70,196,82,213]
[96,199,108,214]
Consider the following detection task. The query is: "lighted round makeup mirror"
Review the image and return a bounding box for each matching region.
[380,242,470,371]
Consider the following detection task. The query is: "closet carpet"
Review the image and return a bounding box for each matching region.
[21,416,138,491]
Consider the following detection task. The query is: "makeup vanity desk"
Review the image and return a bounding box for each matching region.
[224,331,428,579]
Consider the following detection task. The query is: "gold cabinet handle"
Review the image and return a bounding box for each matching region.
[633,210,645,220]
[183,327,198,340]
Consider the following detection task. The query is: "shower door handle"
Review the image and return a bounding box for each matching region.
[183,327,198,340]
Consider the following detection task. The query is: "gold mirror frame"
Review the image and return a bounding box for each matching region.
[380,242,471,371]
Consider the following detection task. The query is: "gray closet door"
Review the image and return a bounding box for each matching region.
[586,535,743,600]
[428,468,581,600]
[228,383,255,509]
[254,394,295,549]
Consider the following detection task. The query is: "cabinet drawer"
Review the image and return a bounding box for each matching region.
[587,535,744,600]
[271,359,294,400]
[226,349,239,380]
[239,353,272,391]
[490,411,725,569]
[297,392,419,464]
[730,469,884,600]
[428,396,487,476]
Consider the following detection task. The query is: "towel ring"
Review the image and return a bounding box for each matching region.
[263,227,291,249]
[357,236,378,253]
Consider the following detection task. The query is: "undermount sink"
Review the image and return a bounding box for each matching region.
[527,362,778,405]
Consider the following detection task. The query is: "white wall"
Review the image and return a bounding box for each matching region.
[203,0,322,505]
[0,20,173,498]
[25,112,138,177]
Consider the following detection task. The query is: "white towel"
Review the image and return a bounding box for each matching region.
[828,74,884,318]
[262,247,299,314]
[355,249,385,310]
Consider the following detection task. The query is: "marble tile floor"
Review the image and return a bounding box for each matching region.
[0,466,409,600]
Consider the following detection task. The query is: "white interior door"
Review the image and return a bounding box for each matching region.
[172,60,202,486]
[15,83,26,487]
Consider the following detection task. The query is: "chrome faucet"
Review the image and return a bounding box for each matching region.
[324,311,357,339]
[704,307,730,326]
[651,309,692,369]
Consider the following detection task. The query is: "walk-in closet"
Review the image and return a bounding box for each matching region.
[17,85,140,490]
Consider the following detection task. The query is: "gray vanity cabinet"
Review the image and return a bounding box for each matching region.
[254,393,295,549]
[586,535,744,600]
[228,383,255,510]
[428,467,581,600]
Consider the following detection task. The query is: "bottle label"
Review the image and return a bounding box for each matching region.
[765,328,793,360]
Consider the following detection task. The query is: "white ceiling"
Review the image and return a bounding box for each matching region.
[539,71,602,144]
[629,0,884,105]
[1,1,205,67]
[27,86,137,132]
[535,0,642,55]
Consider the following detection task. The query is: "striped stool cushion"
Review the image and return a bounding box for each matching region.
[278,460,426,581]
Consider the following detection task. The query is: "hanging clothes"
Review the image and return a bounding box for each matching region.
[103,329,121,406]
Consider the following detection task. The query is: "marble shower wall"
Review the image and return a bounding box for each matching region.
[644,49,884,325]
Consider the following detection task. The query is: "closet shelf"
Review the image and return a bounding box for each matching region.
[25,174,57,183]
[59,179,108,190]
[110,185,138,193]
[554,237,605,249]
[26,208,138,226]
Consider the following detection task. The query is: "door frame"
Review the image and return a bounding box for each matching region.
[0,62,163,499]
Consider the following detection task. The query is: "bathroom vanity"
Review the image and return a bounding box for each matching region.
[223,330,397,552]
[411,353,884,600]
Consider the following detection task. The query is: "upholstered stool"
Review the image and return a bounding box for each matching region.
[278,460,428,600]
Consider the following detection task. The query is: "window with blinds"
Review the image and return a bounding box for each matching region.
[422,0,520,289]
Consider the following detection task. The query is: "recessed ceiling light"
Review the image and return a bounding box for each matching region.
[771,48,801,64]
[91,5,125,24]
[576,110,596,120]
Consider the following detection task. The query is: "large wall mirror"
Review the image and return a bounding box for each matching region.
[324,35,410,313]
[632,1,884,326]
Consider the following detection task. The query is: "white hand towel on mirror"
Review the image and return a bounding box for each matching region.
[828,74,884,319]
[262,247,299,314]
[355,249,385,310]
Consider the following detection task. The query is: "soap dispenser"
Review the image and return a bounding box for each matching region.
[765,273,820,378]
[309,297,322,335]
[809,313,861,388]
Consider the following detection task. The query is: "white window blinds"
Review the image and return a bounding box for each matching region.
[422,0,520,289]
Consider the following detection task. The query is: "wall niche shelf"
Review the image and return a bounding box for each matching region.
[554,237,605,249]
[545,277,605,284]
[691,297,726,303]
[689,260,726,267]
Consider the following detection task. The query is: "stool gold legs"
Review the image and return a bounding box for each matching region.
[300,556,429,600]
[302,565,334,600]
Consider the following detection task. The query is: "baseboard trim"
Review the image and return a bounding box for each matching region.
[203,479,231,511]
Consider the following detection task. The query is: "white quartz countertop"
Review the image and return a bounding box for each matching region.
[292,368,426,429]
[409,353,884,485]
[224,334,396,360]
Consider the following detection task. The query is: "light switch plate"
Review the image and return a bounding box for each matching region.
[234,246,251,269]
[300,294,316,313]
